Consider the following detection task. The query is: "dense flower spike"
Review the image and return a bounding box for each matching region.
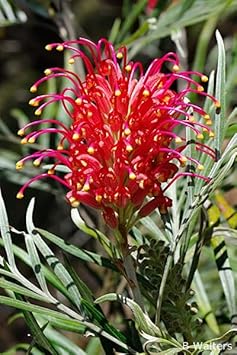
[16,38,219,229]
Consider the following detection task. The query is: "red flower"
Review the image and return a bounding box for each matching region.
[147,0,159,14]
[16,38,219,229]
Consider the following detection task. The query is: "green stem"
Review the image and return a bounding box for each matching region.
[118,221,144,310]
[123,252,144,310]
[155,251,174,325]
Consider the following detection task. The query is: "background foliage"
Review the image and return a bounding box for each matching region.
[1,0,237,354]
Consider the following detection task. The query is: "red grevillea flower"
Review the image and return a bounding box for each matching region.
[146,0,159,14]
[16,38,219,229]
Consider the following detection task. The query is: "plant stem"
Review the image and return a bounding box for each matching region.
[123,252,144,310]
[155,251,173,325]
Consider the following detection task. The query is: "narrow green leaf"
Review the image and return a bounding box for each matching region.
[63,255,94,304]
[40,317,86,334]
[36,317,86,355]
[139,215,168,241]
[0,278,49,302]
[214,30,226,158]
[95,293,162,338]
[211,236,236,318]
[192,270,220,335]
[71,208,115,257]
[16,296,58,355]
[2,344,44,355]
[82,299,127,343]
[86,338,103,355]
[116,0,147,43]
[26,199,83,312]
[0,237,70,299]
[0,188,16,269]
[0,295,75,320]
[24,231,50,295]
[108,17,121,43]
[35,227,115,270]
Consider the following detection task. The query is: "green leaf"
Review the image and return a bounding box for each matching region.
[214,30,226,157]
[95,293,162,338]
[0,236,69,299]
[40,317,86,334]
[63,255,94,304]
[24,229,50,296]
[26,198,83,312]
[128,0,237,57]
[0,188,16,269]
[139,215,168,242]
[71,208,116,258]
[116,0,147,43]
[16,296,58,355]
[36,316,86,355]
[0,0,27,26]
[108,17,121,43]
[192,270,220,335]
[35,228,116,270]
[2,344,44,355]
[211,235,237,318]
[81,299,127,344]
[0,278,49,302]
[86,338,103,355]
[0,295,77,321]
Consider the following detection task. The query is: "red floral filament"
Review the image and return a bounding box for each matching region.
[16,38,220,229]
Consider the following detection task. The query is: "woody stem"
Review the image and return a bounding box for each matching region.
[119,224,144,310]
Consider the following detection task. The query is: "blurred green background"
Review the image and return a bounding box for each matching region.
[1,0,237,352]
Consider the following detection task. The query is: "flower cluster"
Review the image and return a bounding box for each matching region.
[16,38,219,229]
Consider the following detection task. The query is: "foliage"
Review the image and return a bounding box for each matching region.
[1,0,237,354]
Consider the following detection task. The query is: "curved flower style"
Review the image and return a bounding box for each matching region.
[16,38,219,229]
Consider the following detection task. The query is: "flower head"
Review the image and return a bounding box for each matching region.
[16,38,219,229]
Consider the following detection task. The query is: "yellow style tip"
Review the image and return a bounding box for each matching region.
[72,132,80,141]
[172,64,180,72]
[125,64,132,72]
[129,172,136,180]
[16,192,24,199]
[56,44,64,51]
[87,146,95,155]
[35,109,42,116]
[197,85,204,92]
[28,137,36,144]
[175,137,182,143]
[201,75,208,83]
[69,197,80,208]
[44,68,52,76]
[95,195,102,203]
[126,144,133,152]
[33,159,41,167]
[124,127,131,136]
[30,85,37,93]
[17,129,25,136]
[197,164,204,171]
[115,89,121,97]
[116,52,123,59]
[142,89,150,97]
[29,99,39,107]
[197,133,204,140]
[68,58,75,64]
[16,161,24,170]
[45,44,52,51]
[21,137,28,144]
